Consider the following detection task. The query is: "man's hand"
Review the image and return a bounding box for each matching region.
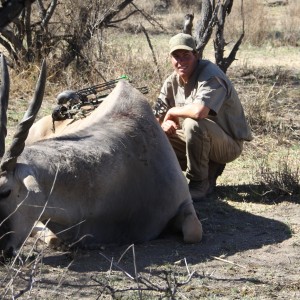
[161,120,178,136]
[160,104,210,136]
[163,109,180,126]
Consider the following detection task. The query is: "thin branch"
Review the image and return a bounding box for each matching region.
[13,252,40,298]
[40,0,57,29]
[99,252,135,280]
[131,2,166,31]
[140,24,163,84]
[220,0,245,73]
[24,0,33,59]
[108,9,139,24]
[211,255,247,269]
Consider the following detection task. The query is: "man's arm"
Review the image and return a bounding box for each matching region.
[158,104,209,137]
[163,103,210,124]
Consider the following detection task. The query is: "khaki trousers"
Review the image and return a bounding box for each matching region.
[168,118,243,181]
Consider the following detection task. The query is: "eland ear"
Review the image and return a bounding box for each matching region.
[23,175,41,193]
[0,59,47,172]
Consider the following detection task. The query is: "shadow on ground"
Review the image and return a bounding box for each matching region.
[41,189,292,273]
[217,183,300,204]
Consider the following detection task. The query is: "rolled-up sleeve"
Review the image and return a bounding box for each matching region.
[193,77,228,114]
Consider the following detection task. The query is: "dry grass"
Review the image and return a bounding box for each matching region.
[225,0,300,46]
[257,154,300,196]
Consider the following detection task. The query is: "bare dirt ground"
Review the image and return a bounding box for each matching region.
[1,189,299,299]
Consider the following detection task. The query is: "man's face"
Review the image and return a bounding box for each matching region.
[170,49,197,83]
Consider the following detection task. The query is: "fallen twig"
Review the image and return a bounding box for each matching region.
[211,256,247,269]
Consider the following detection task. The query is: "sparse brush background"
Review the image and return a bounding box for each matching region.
[4,0,300,199]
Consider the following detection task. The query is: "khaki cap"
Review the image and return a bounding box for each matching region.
[169,33,196,54]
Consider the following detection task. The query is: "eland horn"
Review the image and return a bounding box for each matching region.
[0,54,9,157]
[0,58,47,172]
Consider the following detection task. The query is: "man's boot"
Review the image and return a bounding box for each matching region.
[189,179,210,202]
[208,160,226,194]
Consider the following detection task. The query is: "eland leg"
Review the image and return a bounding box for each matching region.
[174,202,203,243]
[31,221,61,248]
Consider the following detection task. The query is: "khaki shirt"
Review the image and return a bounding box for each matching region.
[154,60,253,141]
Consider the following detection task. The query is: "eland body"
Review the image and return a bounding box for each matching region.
[0,55,202,257]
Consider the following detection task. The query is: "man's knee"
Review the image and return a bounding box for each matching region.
[182,118,207,138]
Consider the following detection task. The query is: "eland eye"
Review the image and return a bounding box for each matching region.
[0,190,11,199]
